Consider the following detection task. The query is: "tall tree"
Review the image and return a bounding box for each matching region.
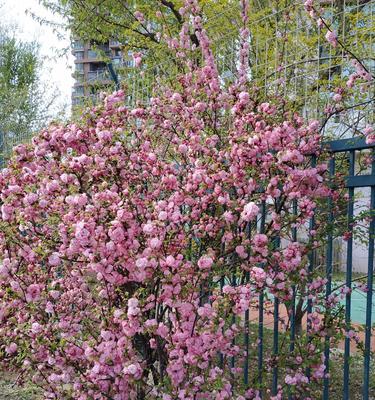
[41,0,374,118]
[0,28,61,165]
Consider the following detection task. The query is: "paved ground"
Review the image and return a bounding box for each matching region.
[248,299,375,353]
[337,284,375,325]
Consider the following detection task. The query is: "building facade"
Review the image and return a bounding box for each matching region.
[71,39,133,106]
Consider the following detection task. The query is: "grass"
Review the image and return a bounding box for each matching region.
[0,372,41,400]
[222,322,375,399]
[328,351,375,400]
[1,325,373,399]
[332,270,367,283]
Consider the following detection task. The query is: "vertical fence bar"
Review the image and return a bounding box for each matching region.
[288,199,298,400]
[258,201,266,394]
[362,155,375,400]
[306,155,317,380]
[290,198,298,353]
[219,273,225,370]
[323,156,335,400]
[272,233,281,395]
[231,272,236,373]
[343,150,355,400]
[288,291,297,400]
[219,228,226,370]
[244,270,250,386]
[244,222,251,386]
[0,130,4,169]
[272,297,279,392]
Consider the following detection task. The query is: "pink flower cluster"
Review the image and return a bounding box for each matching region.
[0,1,349,399]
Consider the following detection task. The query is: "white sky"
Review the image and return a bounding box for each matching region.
[1,0,73,116]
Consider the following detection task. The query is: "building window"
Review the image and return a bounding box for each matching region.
[87,50,99,59]
[73,86,84,96]
[72,97,84,106]
[75,51,84,60]
[73,40,84,49]
[90,62,106,72]
[114,49,122,57]
[124,59,134,68]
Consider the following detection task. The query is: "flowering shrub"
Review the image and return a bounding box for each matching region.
[0,1,349,399]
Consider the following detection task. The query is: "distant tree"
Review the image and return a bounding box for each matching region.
[0,27,62,165]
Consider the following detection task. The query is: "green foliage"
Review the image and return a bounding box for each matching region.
[0,32,39,139]
[0,27,63,165]
[42,0,374,120]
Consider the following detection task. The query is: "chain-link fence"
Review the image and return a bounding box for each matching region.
[120,0,374,137]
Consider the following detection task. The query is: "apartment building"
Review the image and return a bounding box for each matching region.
[71,39,133,106]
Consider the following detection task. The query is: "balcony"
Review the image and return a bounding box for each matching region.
[111,56,123,66]
[72,71,85,83]
[87,70,109,82]
[109,40,122,48]
[74,51,84,61]
[87,50,111,62]
[87,50,100,60]
[123,59,134,68]
[72,40,84,50]
[72,97,84,106]
[75,64,84,72]
[72,91,84,98]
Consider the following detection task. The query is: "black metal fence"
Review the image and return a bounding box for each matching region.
[218,136,374,399]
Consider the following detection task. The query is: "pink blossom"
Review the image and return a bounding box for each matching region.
[97,130,112,141]
[171,93,182,102]
[238,91,250,104]
[253,233,268,247]
[241,202,259,222]
[304,0,313,9]
[308,120,320,131]
[0,264,9,278]
[235,245,248,259]
[127,298,140,317]
[1,204,13,221]
[166,255,176,267]
[364,125,375,144]
[26,284,41,303]
[250,267,266,286]
[49,290,60,300]
[31,322,43,334]
[143,222,154,234]
[156,323,168,339]
[134,11,145,22]
[194,102,206,112]
[197,255,214,270]
[150,237,162,249]
[109,226,125,243]
[48,253,60,266]
[6,343,18,354]
[158,211,168,221]
[134,57,142,67]
[135,257,148,269]
[178,144,188,154]
[325,31,338,47]
[332,93,342,102]
[24,193,38,206]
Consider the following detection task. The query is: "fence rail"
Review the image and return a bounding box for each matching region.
[217,137,374,399]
